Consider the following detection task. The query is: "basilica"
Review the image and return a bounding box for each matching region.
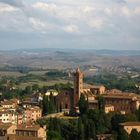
[56,68,140,114]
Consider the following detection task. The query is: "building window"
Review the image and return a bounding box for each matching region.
[65,104,68,109]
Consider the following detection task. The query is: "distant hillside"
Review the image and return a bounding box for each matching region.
[93,50,140,56]
[1,48,140,56]
[0,48,140,73]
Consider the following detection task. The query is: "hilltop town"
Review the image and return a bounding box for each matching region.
[0,0,140,139]
[0,67,140,140]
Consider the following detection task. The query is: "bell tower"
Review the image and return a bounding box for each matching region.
[73,67,83,106]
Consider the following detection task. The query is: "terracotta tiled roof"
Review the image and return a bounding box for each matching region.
[105,104,114,107]
[120,122,140,126]
[102,92,139,100]
[0,110,11,115]
[0,101,13,106]
[16,125,41,131]
[10,99,19,103]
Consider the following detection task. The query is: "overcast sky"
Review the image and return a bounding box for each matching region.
[0,0,140,50]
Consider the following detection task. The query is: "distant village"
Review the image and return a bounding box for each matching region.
[0,68,140,140]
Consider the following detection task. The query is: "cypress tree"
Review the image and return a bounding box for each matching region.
[78,118,84,140]
[88,119,96,140]
[130,129,140,140]
[117,127,129,140]
[136,106,140,121]
[78,93,88,115]
[42,95,49,115]
[97,95,105,111]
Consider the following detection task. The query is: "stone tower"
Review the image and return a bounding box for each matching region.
[73,67,83,106]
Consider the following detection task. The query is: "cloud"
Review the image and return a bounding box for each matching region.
[0,3,18,12]
[114,0,127,4]
[28,17,58,34]
[63,24,79,33]
[0,0,140,50]
[88,19,104,29]
[134,7,140,15]
[121,6,131,16]
[0,0,36,18]
[29,17,46,30]
[128,0,140,3]
[0,0,24,7]
[83,6,96,14]
[32,2,57,13]
[104,8,112,16]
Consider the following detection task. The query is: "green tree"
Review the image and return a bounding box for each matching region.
[77,118,84,140]
[32,84,39,91]
[117,127,129,140]
[42,93,57,115]
[78,93,88,115]
[87,109,109,134]
[48,92,56,114]
[36,118,47,127]
[130,129,140,140]
[48,118,61,135]
[47,131,62,140]
[124,113,138,122]
[111,114,126,132]
[42,95,49,115]
[25,86,32,95]
[97,95,105,111]
[86,119,96,140]
[135,107,140,121]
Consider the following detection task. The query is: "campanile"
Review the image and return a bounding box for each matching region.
[73,67,83,106]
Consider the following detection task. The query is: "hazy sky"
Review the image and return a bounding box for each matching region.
[0,0,140,50]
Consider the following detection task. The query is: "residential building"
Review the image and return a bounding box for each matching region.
[15,125,46,140]
[0,101,15,110]
[0,111,17,124]
[17,113,23,125]
[0,123,46,140]
[27,106,42,122]
[16,106,42,124]
[0,123,16,137]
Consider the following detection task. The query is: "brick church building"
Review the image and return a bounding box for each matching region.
[56,68,105,113]
[56,68,140,114]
